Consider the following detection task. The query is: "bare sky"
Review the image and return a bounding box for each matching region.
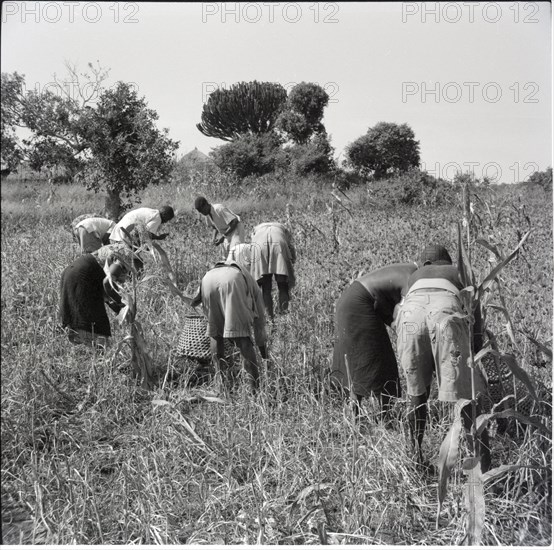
[1,1,552,183]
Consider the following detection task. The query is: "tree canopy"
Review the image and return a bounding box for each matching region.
[345,122,420,179]
[276,82,329,144]
[196,81,287,142]
[80,82,179,218]
[1,72,26,171]
[1,63,109,177]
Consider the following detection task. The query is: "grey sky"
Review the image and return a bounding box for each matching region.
[1,1,552,183]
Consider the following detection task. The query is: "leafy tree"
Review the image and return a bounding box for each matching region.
[25,138,84,177]
[345,122,420,179]
[82,82,179,219]
[1,72,25,172]
[1,130,23,174]
[527,167,552,190]
[276,82,329,144]
[1,63,109,178]
[275,110,312,145]
[1,66,178,218]
[288,132,335,176]
[210,132,283,179]
[197,81,287,142]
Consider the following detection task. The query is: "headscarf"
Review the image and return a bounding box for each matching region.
[419,244,452,266]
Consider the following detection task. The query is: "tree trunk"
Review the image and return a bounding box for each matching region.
[105,189,121,221]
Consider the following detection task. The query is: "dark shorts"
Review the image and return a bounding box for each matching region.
[331,281,400,398]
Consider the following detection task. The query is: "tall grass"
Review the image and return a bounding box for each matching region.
[1,176,551,544]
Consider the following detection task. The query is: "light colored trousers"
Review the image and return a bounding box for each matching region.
[396,290,485,402]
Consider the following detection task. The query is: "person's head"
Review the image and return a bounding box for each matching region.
[419,244,452,266]
[159,205,175,223]
[194,196,211,216]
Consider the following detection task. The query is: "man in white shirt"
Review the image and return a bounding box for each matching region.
[110,205,174,246]
[72,216,116,253]
[194,196,245,256]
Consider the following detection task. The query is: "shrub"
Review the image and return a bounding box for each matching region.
[332,168,368,190]
[527,167,552,191]
[210,132,283,179]
[371,167,458,206]
[287,133,335,176]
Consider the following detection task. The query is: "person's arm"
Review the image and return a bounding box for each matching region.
[223,218,239,237]
[376,299,394,327]
[212,228,222,245]
[103,262,126,314]
[103,277,123,313]
[189,286,202,308]
[147,231,169,241]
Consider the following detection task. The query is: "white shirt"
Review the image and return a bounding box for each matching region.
[75,217,115,239]
[207,204,239,233]
[207,204,245,245]
[110,208,162,243]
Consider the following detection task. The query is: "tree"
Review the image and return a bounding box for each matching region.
[1,66,178,218]
[197,81,287,142]
[82,82,179,219]
[345,122,420,179]
[288,132,335,176]
[276,82,329,144]
[210,132,283,179]
[527,167,552,190]
[1,63,109,178]
[1,72,25,173]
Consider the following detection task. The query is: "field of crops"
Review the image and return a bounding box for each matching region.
[1,175,552,545]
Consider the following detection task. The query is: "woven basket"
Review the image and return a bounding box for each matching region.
[482,355,550,418]
[176,315,234,360]
[176,315,211,359]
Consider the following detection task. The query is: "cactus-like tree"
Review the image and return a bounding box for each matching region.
[196,81,287,142]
